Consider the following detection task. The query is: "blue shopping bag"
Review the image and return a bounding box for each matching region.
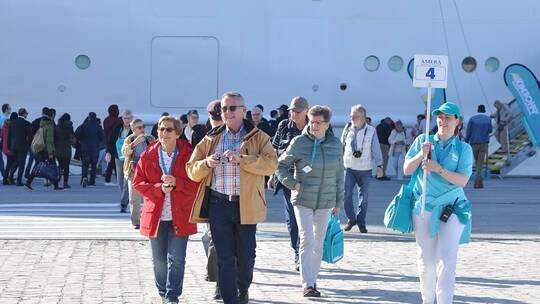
[383,169,418,234]
[322,214,344,264]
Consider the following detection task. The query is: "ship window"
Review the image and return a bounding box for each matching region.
[75,55,91,70]
[340,83,347,91]
[364,55,380,72]
[485,57,500,73]
[462,56,477,72]
[388,56,403,72]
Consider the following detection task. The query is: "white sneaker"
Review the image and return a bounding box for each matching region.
[104,182,118,186]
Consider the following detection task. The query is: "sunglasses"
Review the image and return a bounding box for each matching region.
[158,127,175,133]
[221,105,244,112]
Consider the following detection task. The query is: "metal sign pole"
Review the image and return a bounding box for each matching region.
[421,83,432,216]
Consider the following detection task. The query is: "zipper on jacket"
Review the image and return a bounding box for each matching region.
[316,142,325,209]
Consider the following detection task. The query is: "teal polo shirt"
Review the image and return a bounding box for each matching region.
[405,134,474,244]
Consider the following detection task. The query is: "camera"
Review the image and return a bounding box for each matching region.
[353,150,362,158]
[219,156,229,165]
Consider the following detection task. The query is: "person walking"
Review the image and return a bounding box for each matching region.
[133,116,199,304]
[341,105,384,233]
[55,113,74,188]
[9,108,32,186]
[75,112,104,187]
[2,112,17,185]
[465,105,493,188]
[404,102,473,304]
[103,104,122,185]
[106,110,133,212]
[187,92,277,304]
[25,108,61,190]
[276,105,343,297]
[269,96,309,271]
[122,118,155,229]
[492,100,512,153]
[387,120,409,180]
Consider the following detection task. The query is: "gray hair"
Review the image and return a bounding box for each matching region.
[350,104,367,116]
[221,92,245,105]
[308,105,332,122]
[122,109,133,117]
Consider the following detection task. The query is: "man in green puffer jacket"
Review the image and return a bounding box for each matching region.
[276,105,344,298]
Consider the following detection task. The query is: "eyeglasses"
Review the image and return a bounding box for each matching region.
[221,105,244,112]
[159,127,175,133]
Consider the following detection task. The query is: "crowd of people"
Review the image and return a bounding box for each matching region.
[0,96,512,304]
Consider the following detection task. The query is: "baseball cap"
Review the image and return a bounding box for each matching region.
[288,96,309,111]
[432,102,461,118]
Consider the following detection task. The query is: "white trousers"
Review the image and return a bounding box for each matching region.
[413,211,464,304]
[386,152,405,180]
[294,205,332,289]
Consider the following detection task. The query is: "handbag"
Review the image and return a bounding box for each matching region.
[322,214,344,264]
[383,169,419,234]
[32,160,61,183]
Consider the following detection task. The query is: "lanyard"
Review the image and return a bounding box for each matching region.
[159,147,178,175]
[310,138,323,165]
[351,126,368,152]
[224,128,243,152]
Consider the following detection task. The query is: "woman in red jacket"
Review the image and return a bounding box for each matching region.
[133,116,199,304]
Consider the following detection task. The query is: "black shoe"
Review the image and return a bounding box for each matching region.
[213,285,221,300]
[359,225,368,233]
[120,206,128,213]
[238,289,249,304]
[134,225,140,230]
[3,179,9,185]
[24,182,33,190]
[295,261,300,272]
[54,186,64,190]
[81,178,88,188]
[63,184,71,189]
[344,221,356,232]
[303,287,320,297]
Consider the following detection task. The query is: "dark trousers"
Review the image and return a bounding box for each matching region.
[472,143,488,184]
[81,150,98,184]
[57,156,70,184]
[282,187,299,263]
[105,156,116,183]
[209,195,257,304]
[13,150,28,184]
[0,150,4,177]
[4,154,16,181]
[344,168,372,226]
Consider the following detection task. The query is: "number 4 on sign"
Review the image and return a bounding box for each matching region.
[425,68,435,80]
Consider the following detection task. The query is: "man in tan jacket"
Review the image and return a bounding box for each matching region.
[187,92,277,304]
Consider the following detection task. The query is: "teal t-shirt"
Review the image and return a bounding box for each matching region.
[405,133,474,244]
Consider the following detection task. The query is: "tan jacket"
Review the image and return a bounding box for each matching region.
[187,120,278,224]
[121,134,156,180]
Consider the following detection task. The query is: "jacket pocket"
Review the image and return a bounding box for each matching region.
[257,188,266,206]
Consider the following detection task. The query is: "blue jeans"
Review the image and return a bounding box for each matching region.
[344,168,372,226]
[282,187,299,263]
[209,195,257,304]
[149,221,189,302]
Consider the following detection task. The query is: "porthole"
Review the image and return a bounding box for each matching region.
[388,56,404,72]
[462,56,477,73]
[485,57,500,73]
[364,55,380,72]
[75,55,91,70]
[340,83,348,91]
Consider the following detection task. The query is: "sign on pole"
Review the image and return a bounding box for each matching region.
[413,54,449,88]
[412,54,449,215]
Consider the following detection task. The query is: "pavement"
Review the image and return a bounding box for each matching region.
[0,176,539,303]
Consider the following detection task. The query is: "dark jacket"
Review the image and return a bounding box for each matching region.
[103,105,121,145]
[183,124,207,147]
[55,120,74,158]
[9,117,32,153]
[376,122,393,145]
[107,124,132,158]
[75,119,104,153]
[255,120,273,137]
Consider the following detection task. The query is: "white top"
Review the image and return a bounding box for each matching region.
[158,149,174,221]
[184,124,194,144]
[341,124,382,170]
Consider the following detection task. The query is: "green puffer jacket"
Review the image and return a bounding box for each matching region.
[40,118,55,157]
[277,128,344,210]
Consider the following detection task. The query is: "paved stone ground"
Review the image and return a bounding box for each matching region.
[0,177,539,303]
